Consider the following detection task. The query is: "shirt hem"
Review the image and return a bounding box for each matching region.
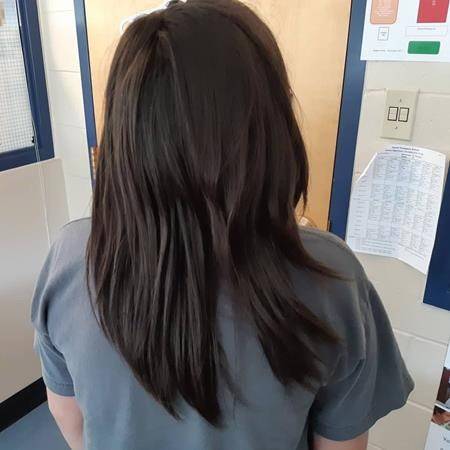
[313,377,414,441]
[43,374,75,397]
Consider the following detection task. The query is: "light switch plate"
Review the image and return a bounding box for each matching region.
[382,90,418,141]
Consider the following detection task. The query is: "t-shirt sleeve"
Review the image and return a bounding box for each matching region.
[31,242,75,397]
[33,331,74,396]
[311,280,414,441]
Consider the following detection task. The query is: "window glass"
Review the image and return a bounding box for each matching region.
[0,0,35,154]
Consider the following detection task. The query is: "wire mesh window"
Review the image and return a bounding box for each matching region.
[0,0,35,154]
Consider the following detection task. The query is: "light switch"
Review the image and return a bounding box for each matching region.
[388,107,399,121]
[399,107,410,122]
[382,90,418,141]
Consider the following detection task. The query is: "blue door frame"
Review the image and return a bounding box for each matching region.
[328,0,367,239]
[73,0,369,221]
[74,0,97,182]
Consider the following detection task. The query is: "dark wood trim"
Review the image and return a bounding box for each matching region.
[0,379,46,432]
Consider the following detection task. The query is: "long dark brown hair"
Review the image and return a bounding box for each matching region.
[87,0,338,425]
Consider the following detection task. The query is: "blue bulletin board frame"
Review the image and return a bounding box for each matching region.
[329,0,450,313]
[424,177,450,312]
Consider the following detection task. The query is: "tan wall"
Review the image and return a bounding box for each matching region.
[85,0,351,228]
[0,159,69,402]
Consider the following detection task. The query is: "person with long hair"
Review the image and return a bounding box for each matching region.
[32,1,413,449]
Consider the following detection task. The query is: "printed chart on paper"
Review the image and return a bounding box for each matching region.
[346,145,447,274]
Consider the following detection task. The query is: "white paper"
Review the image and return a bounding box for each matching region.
[362,0,450,62]
[346,145,446,274]
[425,423,450,450]
[425,344,450,449]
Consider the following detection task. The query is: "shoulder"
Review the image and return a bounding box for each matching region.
[51,218,92,269]
[55,217,91,254]
[294,227,373,360]
[31,218,92,335]
[298,226,365,280]
[38,217,91,283]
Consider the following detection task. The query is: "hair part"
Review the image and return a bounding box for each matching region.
[87,0,339,426]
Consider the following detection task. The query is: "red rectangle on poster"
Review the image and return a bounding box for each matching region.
[418,0,450,23]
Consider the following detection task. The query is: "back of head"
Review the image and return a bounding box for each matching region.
[88,0,338,425]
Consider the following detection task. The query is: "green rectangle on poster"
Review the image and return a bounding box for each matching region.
[408,41,441,55]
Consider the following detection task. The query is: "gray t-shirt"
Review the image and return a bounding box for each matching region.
[31,218,413,450]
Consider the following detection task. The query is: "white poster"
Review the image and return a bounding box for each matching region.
[362,0,450,62]
[346,145,446,274]
[425,345,450,450]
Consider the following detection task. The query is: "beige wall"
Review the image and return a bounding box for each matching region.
[352,61,450,450]
[0,159,69,402]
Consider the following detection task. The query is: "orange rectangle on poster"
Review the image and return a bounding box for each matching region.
[371,0,400,24]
